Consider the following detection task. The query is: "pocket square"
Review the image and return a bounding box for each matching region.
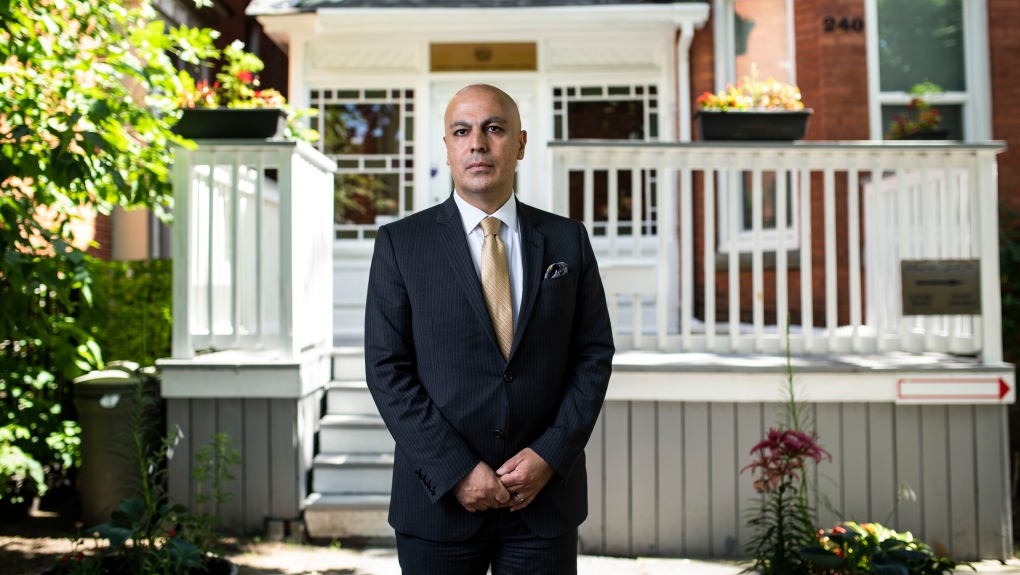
[544,262,569,280]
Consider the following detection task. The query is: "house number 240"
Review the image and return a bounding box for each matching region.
[823,16,865,32]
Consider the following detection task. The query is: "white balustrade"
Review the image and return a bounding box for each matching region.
[548,141,1005,362]
[172,140,337,359]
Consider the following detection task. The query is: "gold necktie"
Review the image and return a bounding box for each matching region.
[480,217,513,360]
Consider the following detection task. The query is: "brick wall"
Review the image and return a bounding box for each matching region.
[221,0,290,98]
[989,0,1020,216]
[87,213,112,260]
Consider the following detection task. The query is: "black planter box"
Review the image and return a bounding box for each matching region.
[695,109,813,141]
[175,108,286,139]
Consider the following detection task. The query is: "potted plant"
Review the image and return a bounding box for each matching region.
[175,40,316,142]
[886,81,950,140]
[695,63,812,141]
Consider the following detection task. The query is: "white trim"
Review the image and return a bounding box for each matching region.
[965,0,993,140]
[607,365,1015,404]
[158,350,331,398]
[865,0,882,140]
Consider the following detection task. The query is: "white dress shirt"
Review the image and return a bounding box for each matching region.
[453,191,524,327]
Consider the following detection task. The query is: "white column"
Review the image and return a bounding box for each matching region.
[675,21,696,142]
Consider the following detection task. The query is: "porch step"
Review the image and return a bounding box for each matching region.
[303,493,394,540]
[312,453,393,494]
[326,381,379,416]
[332,347,366,381]
[319,414,395,453]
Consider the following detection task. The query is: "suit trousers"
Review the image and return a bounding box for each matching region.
[395,508,578,575]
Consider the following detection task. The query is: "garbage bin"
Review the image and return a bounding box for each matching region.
[74,361,160,527]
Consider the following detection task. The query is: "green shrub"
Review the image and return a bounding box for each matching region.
[81,259,173,367]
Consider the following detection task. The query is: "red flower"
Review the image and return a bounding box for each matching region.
[60,555,70,563]
[237,71,253,83]
[741,427,831,493]
[76,552,84,561]
[168,529,176,537]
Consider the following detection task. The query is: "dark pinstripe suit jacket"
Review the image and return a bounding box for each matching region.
[364,195,615,542]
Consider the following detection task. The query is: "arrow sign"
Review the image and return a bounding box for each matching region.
[897,377,1012,403]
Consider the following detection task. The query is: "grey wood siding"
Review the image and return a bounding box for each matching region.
[580,400,1012,561]
[166,390,324,533]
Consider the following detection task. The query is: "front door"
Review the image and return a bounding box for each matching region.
[429,81,538,209]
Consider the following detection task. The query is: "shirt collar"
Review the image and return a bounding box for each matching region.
[453,191,519,235]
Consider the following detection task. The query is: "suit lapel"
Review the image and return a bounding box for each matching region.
[509,202,545,361]
[436,197,503,355]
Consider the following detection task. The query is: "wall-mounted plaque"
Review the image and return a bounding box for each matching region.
[430,43,537,72]
[901,259,981,315]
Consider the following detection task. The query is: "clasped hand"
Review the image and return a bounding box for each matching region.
[452,448,554,513]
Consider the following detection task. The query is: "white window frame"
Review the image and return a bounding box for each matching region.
[864,0,992,141]
[311,87,416,227]
[713,0,800,254]
[553,82,663,242]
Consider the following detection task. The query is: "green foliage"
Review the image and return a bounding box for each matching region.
[800,522,966,575]
[85,376,207,575]
[0,0,218,504]
[745,478,818,575]
[183,432,243,551]
[741,324,827,575]
[1000,208,1020,366]
[81,259,173,367]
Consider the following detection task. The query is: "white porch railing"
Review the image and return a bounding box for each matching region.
[171,140,337,359]
[549,141,1006,362]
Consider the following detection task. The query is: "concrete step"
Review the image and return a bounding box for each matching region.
[312,453,393,494]
[319,414,395,453]
[326,381,379,416]
[332,347,366,382]
[303,493,394,540]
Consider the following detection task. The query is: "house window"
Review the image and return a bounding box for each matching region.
[871,0,967,140]
[553,84,659,237]
[311,88,414,227]
[715,0,799,253]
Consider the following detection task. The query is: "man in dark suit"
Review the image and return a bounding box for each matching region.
[364,84,614,574]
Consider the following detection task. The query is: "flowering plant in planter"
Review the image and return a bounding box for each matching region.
[696,63,806,112]
[695,64,810,141]
[175,40,317,142]
[176,41,285,110]
[886,81,945,140]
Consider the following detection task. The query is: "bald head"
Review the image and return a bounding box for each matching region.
[443,84,527,212]
[445,84,522,134]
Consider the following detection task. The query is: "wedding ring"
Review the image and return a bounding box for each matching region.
[516,493,525,502]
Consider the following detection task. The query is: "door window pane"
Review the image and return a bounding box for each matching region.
[741,172,793,231]
[566,101,645,140]
[734,0,793,84]
[323,104,402,155]
[877,0,965,92]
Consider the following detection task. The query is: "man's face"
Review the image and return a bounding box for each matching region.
[443,86,527,204]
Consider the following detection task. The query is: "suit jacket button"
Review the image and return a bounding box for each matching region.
[493,429,506,439]
[503,373,513,382]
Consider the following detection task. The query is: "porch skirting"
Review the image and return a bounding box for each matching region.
[165,390,324,534]
[580,400,1012,561]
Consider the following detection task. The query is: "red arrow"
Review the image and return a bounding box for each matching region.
[1001,377,1011,400]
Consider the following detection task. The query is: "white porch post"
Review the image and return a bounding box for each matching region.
[675,20,696,143]
[978,149,1002,363]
